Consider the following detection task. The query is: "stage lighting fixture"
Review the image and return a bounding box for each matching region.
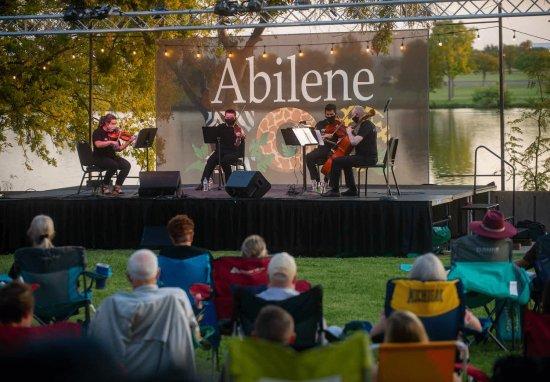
[63,5,121,22]
[214,0,241,16]
[244,0,264,13]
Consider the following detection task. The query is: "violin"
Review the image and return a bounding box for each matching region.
[233,123,245,147]
[107,129,134,142]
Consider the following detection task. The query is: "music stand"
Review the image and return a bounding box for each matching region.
[281,125,318,193]
[134,128,157,171]
[202,126,224,190]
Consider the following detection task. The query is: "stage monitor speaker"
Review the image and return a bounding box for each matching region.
[139,171,181,197]
[225,171,271,199]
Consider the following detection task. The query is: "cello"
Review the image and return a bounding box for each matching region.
[321,108,376,176]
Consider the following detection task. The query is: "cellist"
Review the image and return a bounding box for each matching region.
[305,103,345,186]
[322,107,377,197]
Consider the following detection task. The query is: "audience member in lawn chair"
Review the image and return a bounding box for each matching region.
[451,210,516,264]
[10,245,104,328]
[160,214,212,260]
[373,310,488,382]
[370,253,481,343]
[0,281,81,352]
[233,284,324,351]
[9,215,56,280]
[89,250,198,380]
[157,215,220,360]
[516,232,550,309]
[213,247,310,324]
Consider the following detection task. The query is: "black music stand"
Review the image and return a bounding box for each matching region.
[281,125,319,194]
[202,126,224,190]
[134,128,157,171]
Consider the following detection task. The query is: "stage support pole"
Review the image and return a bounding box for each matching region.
[498,3,506,190]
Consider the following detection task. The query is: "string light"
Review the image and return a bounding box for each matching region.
[132,50,137,55]
[330,44,334,55]
[228,50,233,58]
[262,46,267,58]
[42,65,47,70]
[476,30,480,40]
[100,48,105,53]
[196,46,202,59]
[12,75,16,80]
[512,30,516,40]
[400,39,405,51]
[71,54,76,59]
[298,45,303,57]
[366,41,371,53]
[164,48,170,57]
[438,41,443,47]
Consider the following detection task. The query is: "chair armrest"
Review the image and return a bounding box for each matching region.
[82,270,107,280]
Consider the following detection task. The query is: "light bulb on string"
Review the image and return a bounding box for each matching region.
[512,30,516,40]
[164,48,170,57]
[477,30,480,40]
[71,54,76,59]
[12,75,16,80]
[228,50,233,58]
[438,40,443,47]
[196,46,202,59]
[132,50,137,56]
[262,46,267,58]
[330,44,334,55]
[100,48,105,53]
[366,42,371,53]
[400,39,405,51]
[298,45,303,57]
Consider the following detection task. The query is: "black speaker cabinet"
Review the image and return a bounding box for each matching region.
[225,171,271,199]
[138,171,181,197]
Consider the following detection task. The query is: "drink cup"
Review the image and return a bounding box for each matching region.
[95,263,112,289]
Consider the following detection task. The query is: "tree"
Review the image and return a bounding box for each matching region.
[503,45,518,75]
[506,48,550,191]
[429,22,476,99]
[471,50,498,86]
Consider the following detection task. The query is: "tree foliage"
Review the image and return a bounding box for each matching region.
[471,50,498,86]
[428,22,475,93]
[506,48,550,191]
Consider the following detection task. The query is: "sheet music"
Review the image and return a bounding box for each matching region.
[293,127,317,146]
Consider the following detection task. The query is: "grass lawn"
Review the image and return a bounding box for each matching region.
[429,70,541,108]
[0,250,516,377]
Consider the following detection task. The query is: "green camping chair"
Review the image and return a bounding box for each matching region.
[448,261,531,351]
[225,332,373,382]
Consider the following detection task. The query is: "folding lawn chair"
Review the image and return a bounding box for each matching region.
[384,278,465,341]
[373,341,469,382]
[225,332,373,382]
[13,246,104,329]
[157,250,220,367]
[233,285,324,350]
[447,261,531,351]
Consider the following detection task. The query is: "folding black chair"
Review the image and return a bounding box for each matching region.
[233,285,324,350]
[76,142,108,195]
[356,137,400,196]
[215,139,247,187]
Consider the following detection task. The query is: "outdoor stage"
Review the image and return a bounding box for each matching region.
[0,184,495,256]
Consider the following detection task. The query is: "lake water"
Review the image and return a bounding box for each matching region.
[0,108,542,191]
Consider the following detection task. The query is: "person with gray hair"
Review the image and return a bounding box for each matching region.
[257,252,299,301]
[322,107,378,197]
[89,249,198,378]
[241,235,268,258]
[370,253,481,340]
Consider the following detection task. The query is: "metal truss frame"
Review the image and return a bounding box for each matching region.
[0,1,548,36]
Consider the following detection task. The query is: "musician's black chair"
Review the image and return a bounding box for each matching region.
[355,137,400,197]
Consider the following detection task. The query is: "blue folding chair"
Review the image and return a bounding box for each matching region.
[12,246,104,329]
[384,278,465,341]
[157,249,220,366]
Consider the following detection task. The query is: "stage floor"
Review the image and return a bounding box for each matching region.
[0,183,495,257]
[1,184,494,206]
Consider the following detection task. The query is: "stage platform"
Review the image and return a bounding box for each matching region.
[0,184,495,256]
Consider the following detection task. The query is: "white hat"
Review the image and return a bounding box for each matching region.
[268,252,297,282]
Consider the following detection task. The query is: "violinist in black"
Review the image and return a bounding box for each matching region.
[305,103,339,183]
[92,113,135,195]
[196,109,245,189]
